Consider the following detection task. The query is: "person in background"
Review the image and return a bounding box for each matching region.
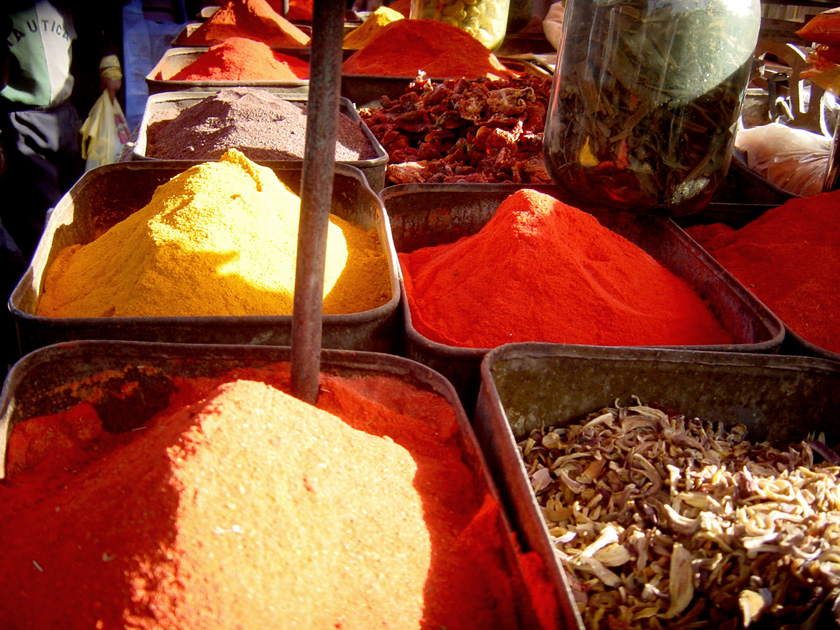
[0,0,123,263]
[0,0,122,375]
[542,0,565,50]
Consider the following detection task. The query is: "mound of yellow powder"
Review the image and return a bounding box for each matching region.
[36,150,391,318]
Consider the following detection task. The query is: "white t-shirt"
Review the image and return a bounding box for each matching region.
[2,1,77,108]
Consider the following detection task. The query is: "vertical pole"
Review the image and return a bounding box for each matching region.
[290,0,345,403]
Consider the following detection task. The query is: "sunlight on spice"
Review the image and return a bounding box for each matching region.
[36,150,390,318]
[0,365,553,629]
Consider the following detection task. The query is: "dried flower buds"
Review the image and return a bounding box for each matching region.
[517,398,840,629]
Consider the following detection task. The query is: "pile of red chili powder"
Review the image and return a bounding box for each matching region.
[342,19,512,79]
[0,365,556,629]
[166,37,309,81]
[182,0,309,48]
[400,189,733,348]
[684,190,840,354]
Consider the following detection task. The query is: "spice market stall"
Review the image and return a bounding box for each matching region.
[3,0,840,629]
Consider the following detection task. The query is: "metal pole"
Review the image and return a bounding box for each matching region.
[290,0,345,403]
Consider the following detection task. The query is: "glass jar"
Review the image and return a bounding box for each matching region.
[543,0,761,215]
[410,0,512,50]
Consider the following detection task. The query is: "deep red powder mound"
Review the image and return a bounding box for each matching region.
[685,190,840,354]
[0,366,558,629]
[342,19,512,79]
[400,189,733,348]
[167,37,309,81]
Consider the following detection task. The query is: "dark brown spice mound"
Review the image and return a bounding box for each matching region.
[146,87,376,161]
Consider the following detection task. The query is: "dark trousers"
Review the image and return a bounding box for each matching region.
[0,100,84,261]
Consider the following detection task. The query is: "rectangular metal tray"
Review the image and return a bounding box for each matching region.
[380,184,785,415]
[146,46,311,94]
[473,343,840,630]
[677,204,840,364]
[133,90,388,191]
[0,340,564,629]
[10,162,401,356]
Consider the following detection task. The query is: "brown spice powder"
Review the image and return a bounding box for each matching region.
[146,88,376,162]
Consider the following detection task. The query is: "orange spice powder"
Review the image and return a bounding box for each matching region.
[0,365,557,629]
[342,19,512,79]
[183,0,310,48]
[167,37,309,81]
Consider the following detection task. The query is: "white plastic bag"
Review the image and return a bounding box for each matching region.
[735,122,831,197]
[80,91,131,171]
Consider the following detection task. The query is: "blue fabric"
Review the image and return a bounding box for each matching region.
[121,0,185,130]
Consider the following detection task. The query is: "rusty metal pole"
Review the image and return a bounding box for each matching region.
[290,0,345,403]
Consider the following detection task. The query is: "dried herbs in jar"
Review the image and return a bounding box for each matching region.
[543,0,760,215]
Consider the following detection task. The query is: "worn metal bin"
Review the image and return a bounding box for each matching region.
[473,343,840,630]
[10,162,401,355]
[146,46,310,94]
[381,184,785,414]
[134,90,388,191]
[0,340,566,629]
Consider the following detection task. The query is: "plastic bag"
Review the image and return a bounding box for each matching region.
[735,122,831,197]
[79,91,132,171]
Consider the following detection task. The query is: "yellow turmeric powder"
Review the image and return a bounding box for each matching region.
[36,150,391,318]
[342,6,404,50]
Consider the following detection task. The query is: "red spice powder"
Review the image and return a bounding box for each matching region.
[183,0,310,48]
[684,191,840,354]
[266,0,313,21]
[342,19,512,79]
[0,366,557,629]
[400,189,733,348]
[166,37,309,81]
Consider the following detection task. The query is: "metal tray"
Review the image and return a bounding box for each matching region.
[145,46,310,94]
[676,205,840,363]
[10,162,401,356]
[0,340,562,629]
[473,343,840,630]
[381,184,785,415]
[133,90,388,191]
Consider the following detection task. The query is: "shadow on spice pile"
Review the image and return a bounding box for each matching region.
[0,358,552,628]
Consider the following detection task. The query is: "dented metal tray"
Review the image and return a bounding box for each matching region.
[10,162,401,356]
[133,90,388,191]
[473,343,840,630]
[146,46,310,94]
[381,184,785,415]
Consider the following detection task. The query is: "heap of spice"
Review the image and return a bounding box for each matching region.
[342,18,512,79]
[518,399,840,629]
[400,189,732,348]
[36,150,391,318]
[361,74,551,184]
[343,5,404,49]
[684,191,840,354]
[145,88,376,161]
[164,37,309,82]
[182,0,309,47]
[0,364,556,629]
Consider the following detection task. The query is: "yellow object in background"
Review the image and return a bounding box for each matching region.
[343,6,404,49]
